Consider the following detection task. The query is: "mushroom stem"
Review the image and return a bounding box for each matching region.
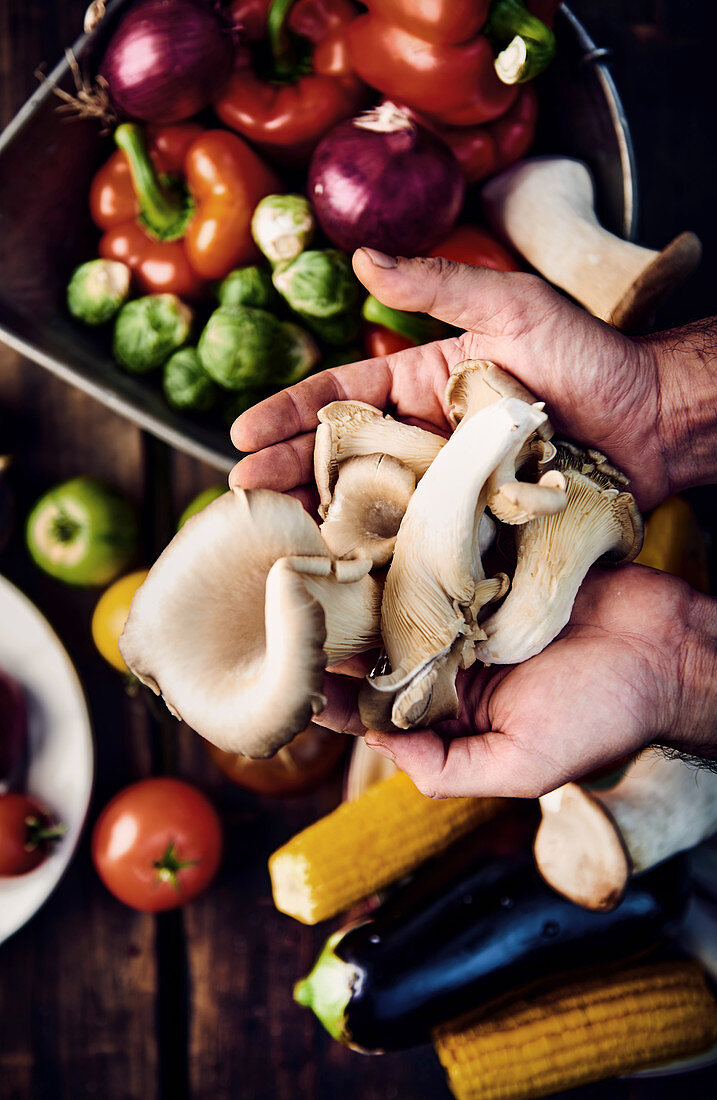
[364,398,545,730]
[482,157,701,331]
[535,749,717,911]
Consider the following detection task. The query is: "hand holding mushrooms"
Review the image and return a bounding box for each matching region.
[216,255,717,797]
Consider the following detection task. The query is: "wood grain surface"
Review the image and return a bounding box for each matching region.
[0,2,715,1099]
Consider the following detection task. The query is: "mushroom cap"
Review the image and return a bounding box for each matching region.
[445,360,553,439]
[120,488,364,758]
[314,400,445,518]
[535,783,632,912]
[320,453,416,568]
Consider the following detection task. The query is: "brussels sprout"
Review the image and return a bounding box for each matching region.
[304,310,362,346]
[198,306,291,390]
[67,259,131,325]
[113,294,193,373]
[163,348,217,412]
[251,194,315,267]
[273,249,359,319]
[218,266,279,311]
[321,346,363,371]
[278,323,321,385]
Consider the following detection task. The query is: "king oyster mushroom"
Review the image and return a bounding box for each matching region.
[535,749,717,912]
[446,360,567,525]
[475,442,643,666]
[314,400,446,519]
[120,487,382,758]
[361,396,550,732]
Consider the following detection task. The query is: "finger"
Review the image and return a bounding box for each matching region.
[353,249,560,339]
[231,358,393,453]
[364,727,555,799]
[326,653,377,678]
[318,674,366,735]
[229,432,316,492]
[286,484,320,515]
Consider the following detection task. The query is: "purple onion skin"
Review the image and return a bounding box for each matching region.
[308,115,465,256]
[0,669,27,788]
[99,0,237,125]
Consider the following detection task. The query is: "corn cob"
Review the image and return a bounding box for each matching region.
[434,959,717,1100]
[269,771,504,924]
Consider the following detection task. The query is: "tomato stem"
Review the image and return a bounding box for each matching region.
[153,840,199,890]
[24,814,67,852]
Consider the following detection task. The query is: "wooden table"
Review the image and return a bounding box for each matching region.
[0,2,714,1098]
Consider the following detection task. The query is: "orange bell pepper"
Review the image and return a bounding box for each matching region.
[90,124,279,298]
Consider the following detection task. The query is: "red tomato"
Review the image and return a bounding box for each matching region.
[92,778,223,912]
[363,324,415,359]
[429,225,521,271]
[0,793,64,876]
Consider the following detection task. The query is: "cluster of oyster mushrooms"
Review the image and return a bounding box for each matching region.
[120,360,643,758]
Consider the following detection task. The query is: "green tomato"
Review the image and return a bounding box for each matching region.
[217,266,278,311]
[113,294,193,373]
[67,259,131,325]
[163,348,217,412]
[198,306,284,390]
[177,486,228,530]
[251,194,315,267]
[273,250,359,319]
[26,477,138,587]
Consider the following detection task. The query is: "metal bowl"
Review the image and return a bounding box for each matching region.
[0,3,636,473]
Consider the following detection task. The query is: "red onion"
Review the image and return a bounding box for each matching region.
[98,0,238,125]
[308,103,465,256]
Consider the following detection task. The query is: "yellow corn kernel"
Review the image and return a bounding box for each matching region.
[269,771,504,924]
[434,959,717,1100]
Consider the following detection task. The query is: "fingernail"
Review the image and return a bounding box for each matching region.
[365,735,396,762]
[360,248,397,269]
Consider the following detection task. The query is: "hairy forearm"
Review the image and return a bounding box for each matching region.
[662,587,717,763]
[648,318,717,496]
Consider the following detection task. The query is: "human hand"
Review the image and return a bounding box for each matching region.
[319,565,716,798]
[230,250,670,510]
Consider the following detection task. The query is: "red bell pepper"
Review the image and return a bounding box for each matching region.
[90,124,279,298]
[428,225,521,271]
[214,0,367,163]
[439,85,538,184]
[364,324,414,358]
[347,0,554,127]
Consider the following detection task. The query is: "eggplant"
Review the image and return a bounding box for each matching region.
[0,668,27,788]
[293,822,689,1052]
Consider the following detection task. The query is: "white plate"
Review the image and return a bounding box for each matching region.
[0,574,94,944]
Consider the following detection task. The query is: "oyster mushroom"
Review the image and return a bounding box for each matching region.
[476,442,643,666]
[120,487,382,758]
[319,453,417,569]
[361,397,549,731]
[446,360,567,525]
[314,401,445,519]
[535,749,717,911]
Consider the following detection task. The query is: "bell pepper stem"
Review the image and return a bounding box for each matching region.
[362,296,451,345]
[267,0,300,80]
[484,0,556,84]
[114,123,193,242]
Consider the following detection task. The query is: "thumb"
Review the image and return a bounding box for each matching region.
[364,727,554,799]
[352,248,557,338]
